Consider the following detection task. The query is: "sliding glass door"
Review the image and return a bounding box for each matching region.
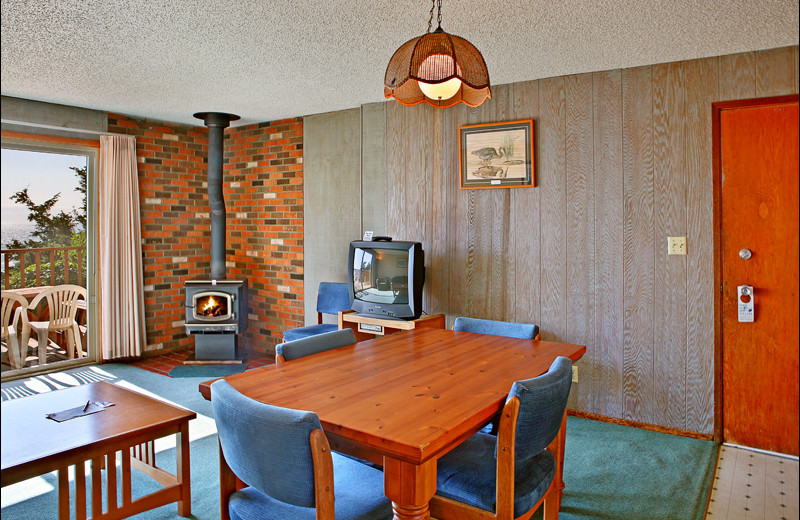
[1,139,98,379]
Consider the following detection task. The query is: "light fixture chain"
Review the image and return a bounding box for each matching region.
[427,0,435,33]
[437,0,442,28]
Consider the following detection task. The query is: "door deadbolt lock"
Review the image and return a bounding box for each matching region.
[739,248,752,260]
[737,285,754,322]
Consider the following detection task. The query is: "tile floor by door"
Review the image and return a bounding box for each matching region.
[706,444,799,520]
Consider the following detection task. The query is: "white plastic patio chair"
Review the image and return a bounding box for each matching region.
[1,291,32,369]
[28,284,86,363]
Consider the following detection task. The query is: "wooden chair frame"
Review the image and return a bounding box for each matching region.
[310,428,336,519]
[429,396,563,520]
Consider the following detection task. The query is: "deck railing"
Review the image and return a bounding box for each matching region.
[1,246,85,289]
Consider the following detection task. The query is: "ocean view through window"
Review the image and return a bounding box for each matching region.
[1,149,86,248]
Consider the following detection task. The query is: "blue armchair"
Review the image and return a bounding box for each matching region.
[211,379,392,520]
[276,328,356,363]
[430,356,573,520]
[283,282,351,342]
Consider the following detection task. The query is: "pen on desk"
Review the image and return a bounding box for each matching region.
[83,400,90,412]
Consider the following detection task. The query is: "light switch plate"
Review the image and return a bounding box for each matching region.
[668,236,687,255]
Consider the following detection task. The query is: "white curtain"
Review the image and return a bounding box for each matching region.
[99,135,146,359]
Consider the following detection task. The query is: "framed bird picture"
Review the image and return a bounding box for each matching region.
[459,119,535,189]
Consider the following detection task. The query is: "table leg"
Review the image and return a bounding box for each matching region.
[177,421,192,517]
[219,439,236,520]
[383,457,437,520]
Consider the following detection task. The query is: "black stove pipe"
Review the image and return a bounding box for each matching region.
[193,112,240,280]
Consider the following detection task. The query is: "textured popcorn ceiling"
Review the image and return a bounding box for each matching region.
[1,0,798,127]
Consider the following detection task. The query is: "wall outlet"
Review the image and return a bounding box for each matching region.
[667,236,687,255]
[572,366,579,383]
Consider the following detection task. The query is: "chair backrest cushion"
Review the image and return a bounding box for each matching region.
[508,356,573,460]
[211,380,320,508]
[276,328,356,361]
[316,282,351,315]
[454,317,540,340]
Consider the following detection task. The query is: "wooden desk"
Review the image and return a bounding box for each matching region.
[338,310,446,341]
[1,381,195,519]
[199,328,585,520]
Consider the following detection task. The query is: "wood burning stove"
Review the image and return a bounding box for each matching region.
[185,280,248,362]
[183,111,247,364]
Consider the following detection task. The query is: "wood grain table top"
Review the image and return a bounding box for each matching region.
[1,381,196,484]
[199,328,585,464]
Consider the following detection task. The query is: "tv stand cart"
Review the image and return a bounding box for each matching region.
[338,310,445,341]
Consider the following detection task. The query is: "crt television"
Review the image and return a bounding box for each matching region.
[348,240,425,320]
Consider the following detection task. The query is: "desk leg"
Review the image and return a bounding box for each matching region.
[177,421,192,517]
[219,439,236,520]
[57,466,70,520]
[383,458,437,520]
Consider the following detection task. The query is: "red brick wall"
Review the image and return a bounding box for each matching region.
[225,119,305,353]
[106,114,304,356]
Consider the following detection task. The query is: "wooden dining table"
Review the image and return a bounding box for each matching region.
[198,327,586,520]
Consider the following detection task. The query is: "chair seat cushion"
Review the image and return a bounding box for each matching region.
[436,432,555,517]
[283,324,339,343]
[229,452,392,520]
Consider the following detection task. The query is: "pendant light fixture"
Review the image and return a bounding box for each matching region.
[384,0,491,108]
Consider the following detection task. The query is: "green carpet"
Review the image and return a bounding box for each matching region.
[1,364,718,519]
[167,364,247,378]
[553,417,717,520]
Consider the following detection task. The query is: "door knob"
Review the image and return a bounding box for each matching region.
[739,248,752,260]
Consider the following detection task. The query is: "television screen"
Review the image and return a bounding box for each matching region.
[353,248,410,304]
[348,240,424,320]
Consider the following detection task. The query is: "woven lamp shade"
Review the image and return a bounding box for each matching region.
[384,27,491,108]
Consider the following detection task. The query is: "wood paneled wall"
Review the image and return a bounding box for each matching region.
[381,46,798,434]
[303,109,362,324]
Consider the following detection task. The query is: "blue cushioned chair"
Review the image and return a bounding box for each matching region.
[276,328,356,364]
[430,357,573,520]
[453,316,540,340]
[455,316,541,434]
[283,282,351,343]
[211,379,392,520]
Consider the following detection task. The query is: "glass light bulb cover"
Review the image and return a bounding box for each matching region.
[418,78,462,100]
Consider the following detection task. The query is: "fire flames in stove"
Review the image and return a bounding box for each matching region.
[199,295,226,317]
[190,290,233,322]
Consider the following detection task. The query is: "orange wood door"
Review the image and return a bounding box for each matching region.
[720,98,799,455]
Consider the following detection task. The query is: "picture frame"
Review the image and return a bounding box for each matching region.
[459,119,535,189]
